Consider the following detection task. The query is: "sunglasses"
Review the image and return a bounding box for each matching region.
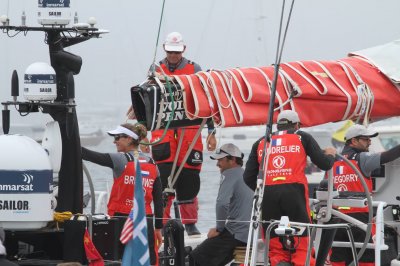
[166,51,182,55]
[114,135,128,141]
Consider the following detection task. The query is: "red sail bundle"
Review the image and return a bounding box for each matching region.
[173,56,400,128]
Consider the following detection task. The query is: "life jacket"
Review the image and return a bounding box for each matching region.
[151,59,203,170]
[257,130,307,185]
[330,151,372,213]
[151,130,177,165]
[107,153,158,216]
[158,59,196,75]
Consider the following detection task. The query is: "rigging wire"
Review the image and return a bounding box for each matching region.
[244,0,296,265]
[6,0,10,17]
[194,0,216,61]
[149,0,167,76]
[253,0,268,65]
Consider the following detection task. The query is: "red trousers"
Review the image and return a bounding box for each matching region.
[269,236,315,266]
[163,196,198,224]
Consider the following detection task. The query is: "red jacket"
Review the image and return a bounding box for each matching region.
[107,154,158,216]
[151,59,203,170]
[257,131,307,186]
[331,152,372,213]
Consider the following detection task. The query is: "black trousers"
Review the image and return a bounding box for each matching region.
[190,229,246,266]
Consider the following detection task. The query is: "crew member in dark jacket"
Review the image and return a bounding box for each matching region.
[243,110,336,266]
[330,124,400,266]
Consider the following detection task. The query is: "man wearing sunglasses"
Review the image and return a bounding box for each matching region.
[190,143,253,266]
[158,31,202,74]
[149,31,217,236]
[329,124,400,266]
[244,110,336,266]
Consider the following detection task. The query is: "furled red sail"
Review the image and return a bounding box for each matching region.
[131,41,400,130]
[175,56,400,128]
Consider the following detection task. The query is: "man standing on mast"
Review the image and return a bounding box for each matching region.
[151,32,217,235]
[244,110,336,266]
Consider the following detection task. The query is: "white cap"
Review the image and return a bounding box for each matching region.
[164,32,185,52]
[107,125,139,140]
[344,124,378,140]
[210,143,243,160]
[277,110,300,124]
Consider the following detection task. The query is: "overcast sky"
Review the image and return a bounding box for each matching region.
[1,0,400,125]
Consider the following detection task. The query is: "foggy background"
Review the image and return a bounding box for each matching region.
[1,0,400,232]
[1,0,400,126]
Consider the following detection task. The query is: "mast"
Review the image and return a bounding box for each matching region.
[1,25,105,212]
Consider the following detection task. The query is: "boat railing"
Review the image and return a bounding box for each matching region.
[258,166,389,266]
[94,191,110,214]
[328,201,388,266]
[311,157,388,266]
[262,219,358,266]
[263,206,389,266]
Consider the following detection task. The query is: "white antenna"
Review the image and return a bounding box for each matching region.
[74,12,78,24]
[21,11,26,26]
[6,0,10,16]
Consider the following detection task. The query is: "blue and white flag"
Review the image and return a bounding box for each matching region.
[121,159,150,266]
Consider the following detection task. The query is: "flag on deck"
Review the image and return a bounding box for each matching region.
[121,159,150,266]
[83,228,104,266]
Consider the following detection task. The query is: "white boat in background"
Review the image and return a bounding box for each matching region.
[0,124,45,142]
[0,124,106,147]
[79,125,107,147]
[371,124,400,150]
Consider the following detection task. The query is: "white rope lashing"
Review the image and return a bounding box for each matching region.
[312,60,353,121]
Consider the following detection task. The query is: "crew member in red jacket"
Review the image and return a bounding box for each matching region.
[150,32,217,235]
[329,124,400,266]
[82,123,162,266]
[244,110,336,266]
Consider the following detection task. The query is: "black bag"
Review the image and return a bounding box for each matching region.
[63,216,121,263]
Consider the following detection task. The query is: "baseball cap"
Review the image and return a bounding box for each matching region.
[210,143,243,160]
[277,110,300,124]
[164,32,185,52]
[344,124,378,140]
[107,125,139,140]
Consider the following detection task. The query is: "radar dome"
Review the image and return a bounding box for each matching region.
[24,62,57,102]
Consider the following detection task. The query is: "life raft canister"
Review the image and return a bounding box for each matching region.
[0,135,54,230]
